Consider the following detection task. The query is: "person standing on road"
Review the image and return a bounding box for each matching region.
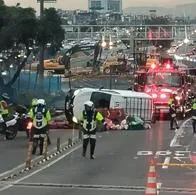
[191,95,196,134]
[28,99,51,155]
[65,89,74,126]
[168,92,179,130]
[78,101,104,159]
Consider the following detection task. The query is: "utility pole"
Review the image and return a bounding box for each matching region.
[38,0,45,89]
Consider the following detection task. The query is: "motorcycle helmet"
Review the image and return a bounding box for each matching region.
[37,99,46,105]
[2,93,10,100]
[31,98,38,106]
[84,100,94,111]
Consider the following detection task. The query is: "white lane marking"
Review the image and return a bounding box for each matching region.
[157,182,162,195]
[1,182,146,192]
[0,135,79,178]
[0,144,82,192]
[170,118,192,147]
[162,157,171,169]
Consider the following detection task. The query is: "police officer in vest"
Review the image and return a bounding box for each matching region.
[0,93,11,136]
[0,93,10,119]
[65,89,74,125]
[79,101,104,159]
[28,99,51,155]
[168,92,179,130]
[191,95,196,134]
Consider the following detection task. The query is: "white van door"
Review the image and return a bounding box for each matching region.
[73,90,92,118]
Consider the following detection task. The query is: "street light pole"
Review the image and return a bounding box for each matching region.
[109,67,112,89]
[38,0,45,89]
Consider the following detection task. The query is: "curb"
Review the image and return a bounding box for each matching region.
[0,138,82,182]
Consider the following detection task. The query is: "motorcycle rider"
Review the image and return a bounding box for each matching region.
[168,92,179,130]
[29,98,51,144]
[78,101,104,159]
[0,93,10,137]
[0,93,10,119]
[28,99,51,155]
[191,94,196,134]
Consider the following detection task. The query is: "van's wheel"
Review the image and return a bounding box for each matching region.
[104,67,110,74]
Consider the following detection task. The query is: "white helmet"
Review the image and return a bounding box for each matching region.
[84,101,94,111]
[84,100,94,107]
[37,99,46,105]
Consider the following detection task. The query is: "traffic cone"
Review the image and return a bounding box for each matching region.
[145,159,157,195]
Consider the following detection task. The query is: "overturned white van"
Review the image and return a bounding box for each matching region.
[72,88,155,124]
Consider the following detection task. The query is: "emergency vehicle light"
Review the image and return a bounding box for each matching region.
[166,63,171,69]
[160,93,167,99]
[151,93,157,98]
[151,63,156,69]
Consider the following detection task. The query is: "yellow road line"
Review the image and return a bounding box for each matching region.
[157,163,196,167]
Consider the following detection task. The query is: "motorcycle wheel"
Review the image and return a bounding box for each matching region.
[6,126,18,140]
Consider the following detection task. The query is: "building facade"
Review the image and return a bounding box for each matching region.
[88,0,122,13]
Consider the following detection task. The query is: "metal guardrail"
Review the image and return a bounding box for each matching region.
[63,24,196,41]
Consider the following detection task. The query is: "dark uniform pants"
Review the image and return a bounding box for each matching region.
[30,126,48,155]
[193,119,196,133]
[170,116,179,129]
[82,134,96,157]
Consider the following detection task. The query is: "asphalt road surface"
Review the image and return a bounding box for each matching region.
[0,118,195,195]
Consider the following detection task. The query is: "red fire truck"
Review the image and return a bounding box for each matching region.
[133,59,192,117]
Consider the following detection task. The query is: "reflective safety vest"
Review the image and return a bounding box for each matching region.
[192,102,196,120]
[168,98,174,106]
[79,110,103,132]
[28,106,51,129]
[0,100,9,116]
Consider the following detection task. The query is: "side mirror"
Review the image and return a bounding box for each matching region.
[72,116,78,124]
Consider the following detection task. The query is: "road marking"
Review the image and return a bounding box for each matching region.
[0,144,82,192]
[170,118,192,147]
[137,151,153,156]
[157,182,162,195]
[162,157,171,169]
[157,163,196,167]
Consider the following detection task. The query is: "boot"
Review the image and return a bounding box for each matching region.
[82,138,89,157]
[90,155,95,160]
[90,138,96,160]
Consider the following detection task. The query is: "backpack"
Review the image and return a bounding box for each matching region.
[34,105,47,128]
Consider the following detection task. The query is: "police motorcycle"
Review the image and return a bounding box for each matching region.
[0,113,19,140]
[14,105,32,138]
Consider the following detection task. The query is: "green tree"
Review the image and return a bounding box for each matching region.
[0,5,37,89]
[0,0,4,6]
[37,7,64,86]
[0,5,64,92]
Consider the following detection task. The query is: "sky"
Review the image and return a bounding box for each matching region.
[4,0,196,11]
